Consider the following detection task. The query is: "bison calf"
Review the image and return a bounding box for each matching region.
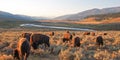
[73,37,81,47]
[96,36,103,47]
[13,38,30,60]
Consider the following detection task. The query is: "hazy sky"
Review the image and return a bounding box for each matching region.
[0,0,120,18]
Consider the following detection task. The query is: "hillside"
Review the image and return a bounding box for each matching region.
[55,6,120,20]
[40,11,120,30]
[42,12,120,24]
[75,12,120,24]
[85,12,120,21]
[0,11,48,21]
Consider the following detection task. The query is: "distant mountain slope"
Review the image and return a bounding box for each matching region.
[55,6,120,20]
[75,12,120,24]
[0,11,48,21]
[85,12,120,21]
[41,11,120,24]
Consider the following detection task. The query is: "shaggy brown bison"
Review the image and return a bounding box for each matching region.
[91,32,95,36]
[96,36,103,47]
[83,32,90,35]
[30,34,50,49]
[73,37,81,47]
[21,33,32,41]
[103,33,107,35]
[49,32,54,36]
[13,38,30,60]
[72,32,75,36]
[62,31,72,42]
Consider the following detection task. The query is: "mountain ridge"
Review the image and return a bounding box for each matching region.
[0,11,48,21]
[55,6,120,20]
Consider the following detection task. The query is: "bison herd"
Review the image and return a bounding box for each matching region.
[13,31,105,60]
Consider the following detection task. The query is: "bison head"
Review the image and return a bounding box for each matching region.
[22,33,32,41]
[32,43,38,49]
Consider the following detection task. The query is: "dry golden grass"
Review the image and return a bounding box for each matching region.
[75,17,120,24]
[0,30,120,60]
[75,17,102,24]
[39,17,120,25]
[39,20,75,23]
[0,54,13,60]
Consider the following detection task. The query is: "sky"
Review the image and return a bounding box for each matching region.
[0,0,120,18]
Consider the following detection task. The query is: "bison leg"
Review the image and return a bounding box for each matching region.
[63,38,66,42]
[24,53,27,60]
[100,42,103,48]
[101,42,103,46]
[13,49,20,60]
[19,55,22,60]
[19,54,24,60]
[46,42,50,47]
[32,43,38,49]
[77,43,80,47]
[96,42,101,49]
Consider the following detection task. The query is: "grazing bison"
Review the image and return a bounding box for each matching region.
[30,34,50,49]
[49,32,54,36]
[91,32,95,36]
[83,32,90,35]
[13,38,30,60]
[73,37,81,47]
[21,33,32,41]
[96,36,103,47]
[103,33,107,35]
[62,31,72,42]
[72,32,75,36]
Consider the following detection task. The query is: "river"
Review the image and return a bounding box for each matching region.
[20,24,94,31]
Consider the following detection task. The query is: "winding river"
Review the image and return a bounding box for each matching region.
[20,24,94,31]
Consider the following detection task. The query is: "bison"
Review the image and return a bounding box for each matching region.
[91,32,95,36]
[62,31,72,42]
[96,36,103,47]
[103,33,107,35]
[13,38,30,60]
[73,37,81,47]
[30,34,50,49]
[49,32,54,36]
[72,32,75,36]
[83,32,90,35]
[21,33,32,41]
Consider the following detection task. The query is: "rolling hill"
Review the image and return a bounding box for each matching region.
[0,11,48,28]
[75,12,120,24]
[0,11,48,21]
[55,6,120,20]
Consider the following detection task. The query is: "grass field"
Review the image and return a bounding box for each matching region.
[0,29,120,60]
